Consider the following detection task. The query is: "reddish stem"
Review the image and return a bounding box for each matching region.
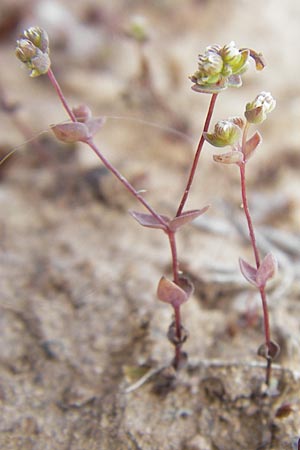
[168,230,184,368]
[176,93,218,217]
[46,67,186,369]
[239,161,272,384]
[168,231,179,285]
[46,69,167,229]
[85,138,168,228]
[47,69,77,122]
[239,163,260,268]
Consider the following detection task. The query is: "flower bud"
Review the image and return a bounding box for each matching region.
[15,27,51,77]
[15,39,37,62]
[23,27,49,53]
[204,119,241,147]
[220,42,249,75]
[190,42,261,94]
[244,91,276,124]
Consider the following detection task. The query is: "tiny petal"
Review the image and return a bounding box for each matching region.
[16,39,37,62]
[228,116,244,129]
[24,26,49,53]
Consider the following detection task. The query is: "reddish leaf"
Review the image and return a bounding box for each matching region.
[239,257,258,286]
[256,253,278,288]
[244,131,262,161]
[213,151,243,165]
[169,206,210,232]
[157,276,188,308]
[51,122,90,143]
[86,117,106,136]
[129,210,169,230]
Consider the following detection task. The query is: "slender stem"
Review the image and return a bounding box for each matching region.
[239,163,260,268]
[168,231,184,366]
[46,68,168,229]
[176,93,218,217]
[85,138,168,228]
[173,304,183,370]
[168,231,179,284]
[174,305,181,341]
[47,69,77,122]
[239,160,272,384]
[45,67,188,369]
[259,287,271,347]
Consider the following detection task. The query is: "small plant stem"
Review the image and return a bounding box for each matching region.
[176,93,218,217]
[173,304,183,369]
[85,138,168,228]
[239,163,260,268]
[167,230,184,367]
[46,68,168,229]
[239,160,272,384]
[47,69,77,122]
[173,305,181,340]
[46,66,187,369]
[168,231,179,285]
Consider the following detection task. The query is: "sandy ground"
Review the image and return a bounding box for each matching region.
[1,1,300,449]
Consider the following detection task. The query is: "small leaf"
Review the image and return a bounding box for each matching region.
[51,122,90,143]
[86,117,106,136]
[257,340,280,361]
[169,206,210,232]
[213,151,243,165]
[256,253,278,287]
[129,211,169,230]
[239,257,258,286]
[244,131,262,161]
[191,81,228,94]
[157,276,188,308]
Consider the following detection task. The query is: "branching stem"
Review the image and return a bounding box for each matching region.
[46,67,186,369]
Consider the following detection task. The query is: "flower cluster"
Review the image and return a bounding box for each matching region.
[203,92,276,165]
[203,117,243,147]
[15,26,50,77]
[190,42,250,93]
[244,91,276,124]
